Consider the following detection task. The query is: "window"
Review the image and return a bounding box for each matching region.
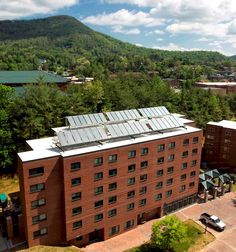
[139,199,146,206]
[189,182,195,188]
[155,193,162,201]
[94,172,103,181]
[166,178,173,186]
[94,157,103,166]
[128,164,136,173]
[73,220,82,230]
[109,182,117,191]
[224,139,231,144]
[124,220,134,230]
[140,161,148,169]
[29,167,44,177]
[191,160,197,167]
[127,177,135,185]
[192,148,198,155]
[109,225,119,236]
[157,157,164,164]
[182,162,187,169]
[180,185,186,192]
[168,154,175,162]
[76,236,83,242]
[33,227,48,239]
[94,213,103,222]
[127,203,134,211]
[190,171,196,177]
[30,183,45,193]
[167,166,174,174]
[108,209,117,218]
[109,154,117,163]
[181,174,187,181]
[94,200,103,209]
[166,190,172,197]
[193,137,199,144]
[207,135,214,140]
[72,206,82,216]
[72,192,81,201]
[31,198,46,209]
[128,150,136,159]
[169,142,175,149]
[71,177,81,187]
[156,181,163,189]
[140,174,147,182]
[183,139,189,146]
[108,196,117,204]
[182,151,188,158]
[141,147,148,156]
[127,190,135,198]
[158,144,165,152]
[109,168,117,177]
[71,162,81,171]
[139,186,147,195]
[156,169,163,177]
[94,186,103,195]
[32,213,46,224]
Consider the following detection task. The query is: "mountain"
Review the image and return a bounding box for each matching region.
[230,55,236,61]
[0,15,234,76]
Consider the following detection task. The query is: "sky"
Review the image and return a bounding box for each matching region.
[1,0,236,56]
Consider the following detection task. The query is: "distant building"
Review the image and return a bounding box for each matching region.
[0,71,68,93]
[65,75,94,85]
[18,106,202,248]
[195,81,236,95]
[204,120,236,172]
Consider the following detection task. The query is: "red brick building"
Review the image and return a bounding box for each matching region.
[204,120,236,172]
[18,107,202,248]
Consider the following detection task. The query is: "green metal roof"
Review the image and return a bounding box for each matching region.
[0,71,68,84]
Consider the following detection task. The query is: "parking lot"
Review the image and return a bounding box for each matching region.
[84,192,236,252]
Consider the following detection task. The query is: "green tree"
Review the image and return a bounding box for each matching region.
[151,215,187,251]
[0,85,16,172]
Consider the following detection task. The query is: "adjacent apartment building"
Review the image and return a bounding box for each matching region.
[18,107,202,248]
[204,120,236,172]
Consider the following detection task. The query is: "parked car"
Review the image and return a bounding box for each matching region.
[200,213,226,231]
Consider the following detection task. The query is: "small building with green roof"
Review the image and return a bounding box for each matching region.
[0,70,69,94]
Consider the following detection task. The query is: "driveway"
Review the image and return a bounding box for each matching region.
[83,192,236,252]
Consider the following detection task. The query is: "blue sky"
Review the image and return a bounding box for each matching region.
[1,0,236,56]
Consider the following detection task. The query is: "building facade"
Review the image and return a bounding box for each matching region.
[18,107,202,248]
[204,120,236,172]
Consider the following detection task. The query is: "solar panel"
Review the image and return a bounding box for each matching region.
[106,109,141,122]
[66,113,107,127]
[149,116,184,131]
[138,106,170,118]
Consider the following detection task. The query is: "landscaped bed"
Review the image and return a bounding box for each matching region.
[0,175,19,196]
[20,245,83,252]
[126,219,215,252]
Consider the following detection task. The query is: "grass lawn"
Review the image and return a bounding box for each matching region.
[0,175,19,196]
[20,245,83,252]
[126,220,215,252]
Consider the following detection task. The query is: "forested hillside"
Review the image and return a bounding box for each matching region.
[0,15,234,78]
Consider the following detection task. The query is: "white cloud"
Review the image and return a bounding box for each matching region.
[135,43,143,47]
[112,25,140,34]
[152,42,204,51]
[197,37,211,42]
[156,38,163,41]
[83,9,162,27]
[101,0,157,7]
[0,0,78,19]
[154,29,164,35]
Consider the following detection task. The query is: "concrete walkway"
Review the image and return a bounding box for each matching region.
[83,192,236,252]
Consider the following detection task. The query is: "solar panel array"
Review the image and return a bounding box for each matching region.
[66,113,107,127]
[57,112,185,148]
[66,106,170,128]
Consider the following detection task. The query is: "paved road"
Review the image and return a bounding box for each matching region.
[83,192,236,252]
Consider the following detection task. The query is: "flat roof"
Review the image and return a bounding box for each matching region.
[196,82,236,87]
[18,125,201,162]
[0,71,68,84]
[207,120,236,130]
